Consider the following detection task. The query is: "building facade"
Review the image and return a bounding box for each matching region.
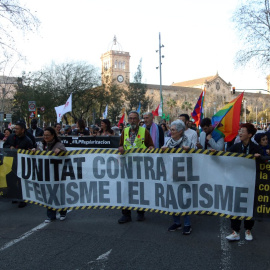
[0,76,18,113]
[100,39,270,123]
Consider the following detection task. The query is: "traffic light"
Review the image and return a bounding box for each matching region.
[3,113,6,121]
[37,107,41,117]
[232,87,235,94]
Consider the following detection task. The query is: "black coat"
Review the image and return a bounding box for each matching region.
[228,140,263,155]
[28,127,44,137]
[3,133,33,150]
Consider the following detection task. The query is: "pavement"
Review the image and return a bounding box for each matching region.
[0,198,270,270]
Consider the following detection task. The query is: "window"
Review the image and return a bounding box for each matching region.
[216,81,220,90]
[114,60,117,68]
[123,61,125,69]
[119,61,122,69]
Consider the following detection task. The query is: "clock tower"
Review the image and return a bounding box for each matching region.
[101,36,130,87]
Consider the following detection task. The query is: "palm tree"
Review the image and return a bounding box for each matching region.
[181,101,193,112]
[166,99,177,118]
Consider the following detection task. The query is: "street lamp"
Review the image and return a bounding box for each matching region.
[156,32,165,116]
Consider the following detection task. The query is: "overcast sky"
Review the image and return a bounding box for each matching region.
[13,0,267,91]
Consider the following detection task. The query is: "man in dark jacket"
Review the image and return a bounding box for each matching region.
[28,118,44,137]
[4,122,33,150]
[4,121,33,208]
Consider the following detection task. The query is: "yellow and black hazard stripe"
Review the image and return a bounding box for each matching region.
[18,148,255,159]
[23,200,253,220]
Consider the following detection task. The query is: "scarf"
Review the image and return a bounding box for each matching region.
[165,135,188,149]
[44,139,56,151]
[143,122,159,148]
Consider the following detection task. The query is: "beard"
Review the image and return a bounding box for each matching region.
[131,124,137,130]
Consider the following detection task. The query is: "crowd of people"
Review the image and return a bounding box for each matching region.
[0,112,269,242]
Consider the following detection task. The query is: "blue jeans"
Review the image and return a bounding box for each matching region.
[173,214,190,227]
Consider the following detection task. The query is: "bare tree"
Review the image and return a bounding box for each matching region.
[233,0,270,68]
[13,61,101,124]
[0,0,40,53]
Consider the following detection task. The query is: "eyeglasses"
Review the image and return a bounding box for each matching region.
[128,117,138,120]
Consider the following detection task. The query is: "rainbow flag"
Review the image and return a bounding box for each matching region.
[191,89,205,127]
[211,92,244,142]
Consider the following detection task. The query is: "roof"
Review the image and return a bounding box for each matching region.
[146,84,201,92]
[0,76,18,84]
[172,75,217,87]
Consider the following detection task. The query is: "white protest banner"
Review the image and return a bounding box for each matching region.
[17,150,256,218]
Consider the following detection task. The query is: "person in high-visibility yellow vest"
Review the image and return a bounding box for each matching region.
[118,110,154,224]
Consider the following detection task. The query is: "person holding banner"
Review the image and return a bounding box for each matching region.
[226,123,262,241]
[118,111,154,223]
[32,127,68,223]
[161,119,192,235]
[98,119,115,136]
[72,119,90,136]
[4,121,33,208]
[254,133,270,156]
[179,114,198,149]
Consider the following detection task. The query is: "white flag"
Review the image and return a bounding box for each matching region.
[55,105,65,123]
[103,105,108,119]
[54,94,72,122]
[61,94,72,115]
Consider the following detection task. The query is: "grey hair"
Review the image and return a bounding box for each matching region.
[143,112,153,117]
[170,119,186,132]
[128,110,139,118]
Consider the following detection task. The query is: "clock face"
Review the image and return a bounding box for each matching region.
[117,75,124,83]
